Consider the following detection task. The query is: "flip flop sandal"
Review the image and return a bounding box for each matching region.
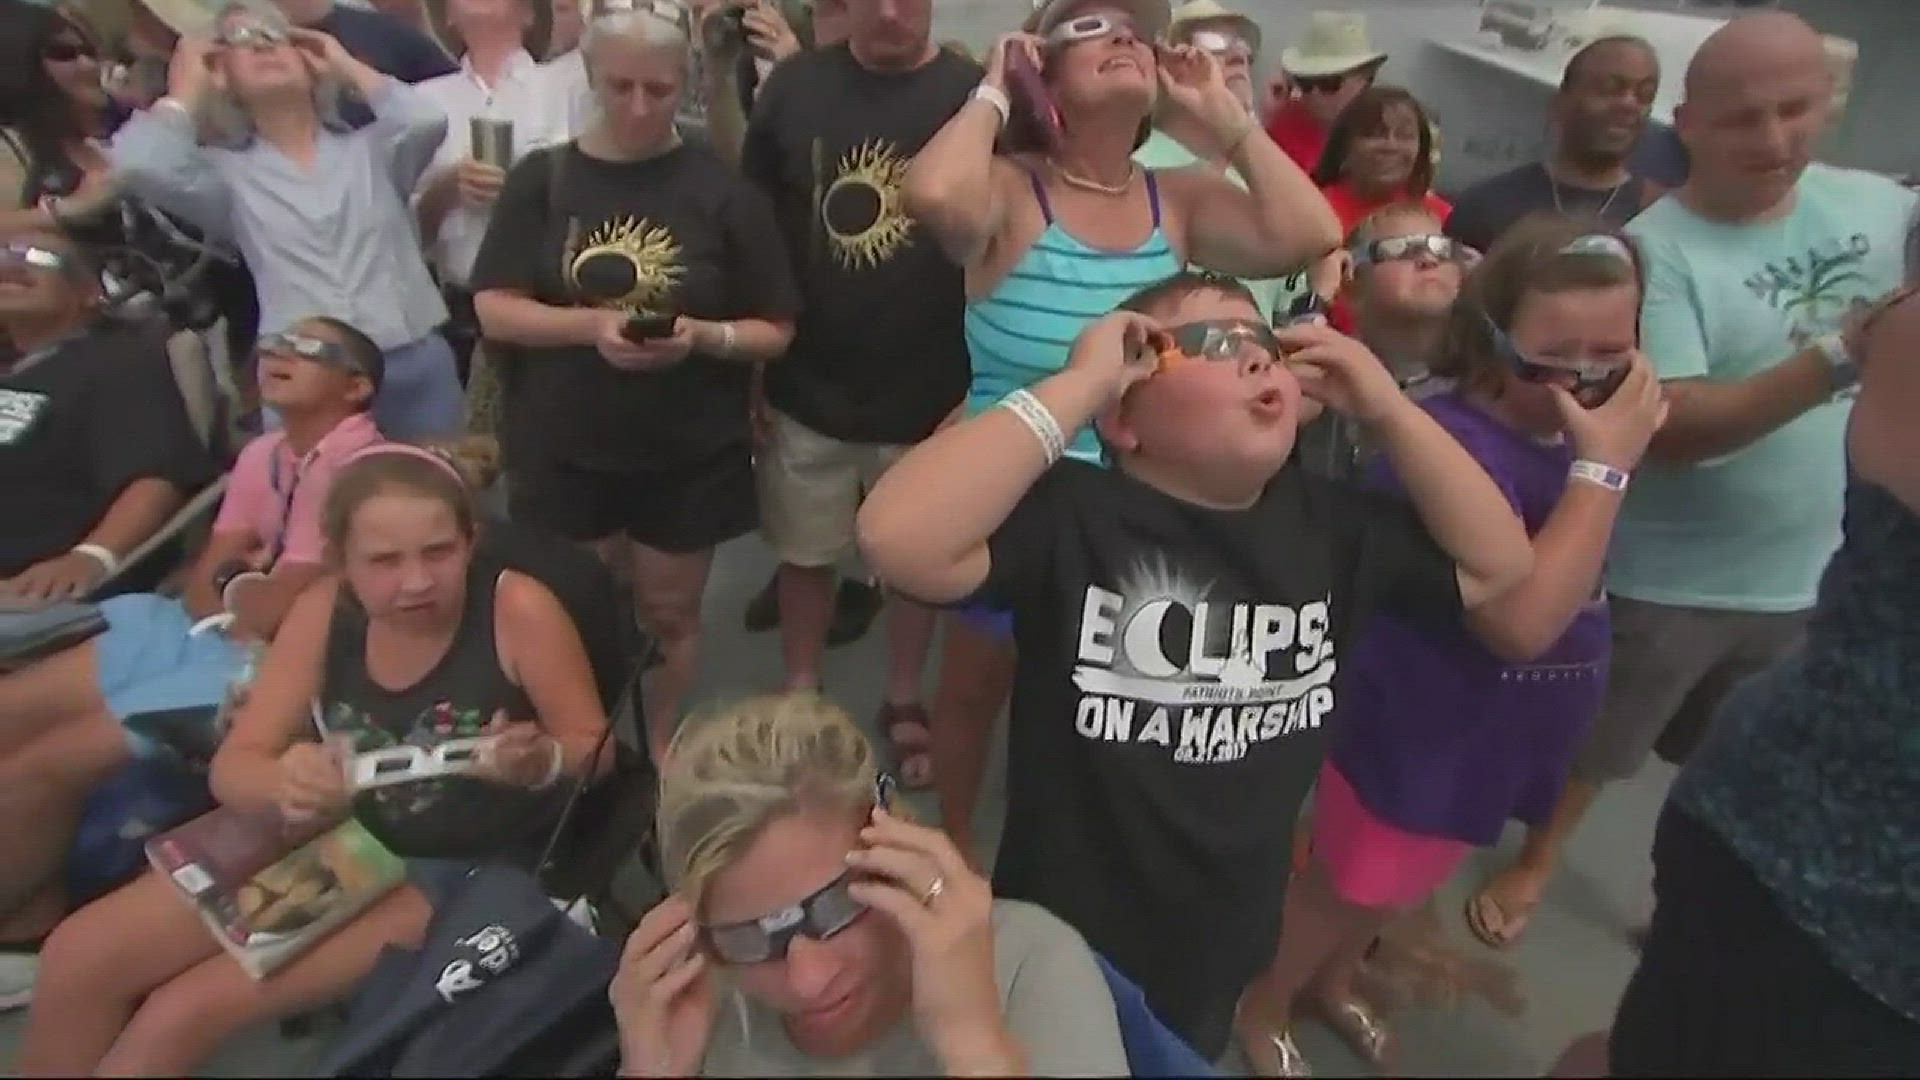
[876,703,934,789]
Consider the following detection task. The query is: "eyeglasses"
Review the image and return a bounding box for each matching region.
[1149,318,1281,372]
[218,23,290,49]
[42,40,100,62]
[255,331,363,374]
[1047,11,1137,47]
[1554,233,1635,265]
[702,869,869,965]
[1,242,67,273]
[1352,233,1470,266]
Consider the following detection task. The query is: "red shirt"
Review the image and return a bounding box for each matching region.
[1264,100,1328,173]
[1320,183,1454,331]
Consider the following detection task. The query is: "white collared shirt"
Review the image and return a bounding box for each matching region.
[414,49,578,285]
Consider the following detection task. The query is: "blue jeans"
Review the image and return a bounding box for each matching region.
[264,332,463,440]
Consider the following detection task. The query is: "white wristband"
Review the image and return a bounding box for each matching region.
[971,83,1012,129]
[717,320,737,359]
[1569,459,1630,494]
[72,543,119,576]
[535,737,566,790]
[1001,389,1066,465]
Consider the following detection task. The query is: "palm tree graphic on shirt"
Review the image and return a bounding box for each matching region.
[1781,249,1869,322]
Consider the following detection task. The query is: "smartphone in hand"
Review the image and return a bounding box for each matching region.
[622,312,678,343]
[1005,43,1064,149]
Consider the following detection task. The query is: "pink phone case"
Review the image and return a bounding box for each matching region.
[1005,45,1064,149]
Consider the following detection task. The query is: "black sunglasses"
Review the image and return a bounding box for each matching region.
[1294,74,1348,94]
[43,40,99,62]
[1483,315,1629,407]
[701,869,869,965]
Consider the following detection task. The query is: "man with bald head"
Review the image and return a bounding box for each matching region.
[1465,12,1916,951]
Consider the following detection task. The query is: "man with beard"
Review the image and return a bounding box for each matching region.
[1445,36,1661,255]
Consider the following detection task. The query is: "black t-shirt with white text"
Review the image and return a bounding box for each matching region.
[0,322,214,591]
[471,142,802,473]
[742,45,981,445]
[1445,163,1654,255]
[972,459,1461,1059]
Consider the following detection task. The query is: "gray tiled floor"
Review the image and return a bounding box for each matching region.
[0,533,1673,1076]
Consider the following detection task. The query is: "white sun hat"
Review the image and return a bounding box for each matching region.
[1280,11,1387,78]
[1025,0,1172,43]
[130,0,222,37]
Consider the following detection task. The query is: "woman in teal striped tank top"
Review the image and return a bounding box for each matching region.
[900,0,1340,857]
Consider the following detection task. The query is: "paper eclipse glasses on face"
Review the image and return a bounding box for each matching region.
[1350,233,1472,267]
[1047,11,1140,47]
[1,242,70,273]
[1147,318,1283,373]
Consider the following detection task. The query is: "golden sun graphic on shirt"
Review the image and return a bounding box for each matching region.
[820,138,914,271]
[566,216,685,313]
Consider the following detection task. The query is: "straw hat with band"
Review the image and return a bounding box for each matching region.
[1280,11,1386,79]
[1167,0,1258,56]
[1023,0,1170,43]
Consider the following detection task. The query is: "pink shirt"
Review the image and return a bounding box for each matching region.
[211,413,384,567]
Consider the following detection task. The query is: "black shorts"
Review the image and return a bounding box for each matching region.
[507,450,758,554]
[1610,806,1920,1076]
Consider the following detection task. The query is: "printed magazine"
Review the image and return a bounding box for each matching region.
[146,808,405,979]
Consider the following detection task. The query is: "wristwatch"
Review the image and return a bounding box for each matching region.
[1813,332,1860,395]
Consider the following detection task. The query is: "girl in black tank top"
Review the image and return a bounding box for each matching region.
[319,551,564,865]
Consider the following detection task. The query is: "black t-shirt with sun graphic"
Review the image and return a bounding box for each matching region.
[743,44,982,446]
[471,141,801,473]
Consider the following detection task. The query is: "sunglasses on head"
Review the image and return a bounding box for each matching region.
[702,868,868,965]
[1,242,68,273]
[1352,233,1468,266]
[1046,11,1137,47]
[1149,318,1281,372]
[43,40,100,62]
[255,331,361,371]
[218,23,290,49]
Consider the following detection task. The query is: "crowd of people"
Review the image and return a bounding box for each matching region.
[0,0,1915,1074]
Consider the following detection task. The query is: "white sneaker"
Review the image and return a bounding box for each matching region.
[0,951,38,1011]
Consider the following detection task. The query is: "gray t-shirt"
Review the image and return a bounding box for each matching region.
[698,900,1129,1077]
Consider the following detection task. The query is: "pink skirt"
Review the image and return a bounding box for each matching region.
[1311,762,1472,910]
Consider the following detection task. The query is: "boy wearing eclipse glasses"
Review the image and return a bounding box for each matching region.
[859,268,1533,1056]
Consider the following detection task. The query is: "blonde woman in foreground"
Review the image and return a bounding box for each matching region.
[612,693,1128,1076]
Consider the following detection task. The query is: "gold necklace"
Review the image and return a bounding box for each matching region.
[1052,160,1137,197]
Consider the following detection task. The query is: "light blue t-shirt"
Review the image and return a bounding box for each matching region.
[1612,165,1917,612]
[1133,131,1309,320]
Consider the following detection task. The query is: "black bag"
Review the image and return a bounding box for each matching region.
[318,864,623,1078]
